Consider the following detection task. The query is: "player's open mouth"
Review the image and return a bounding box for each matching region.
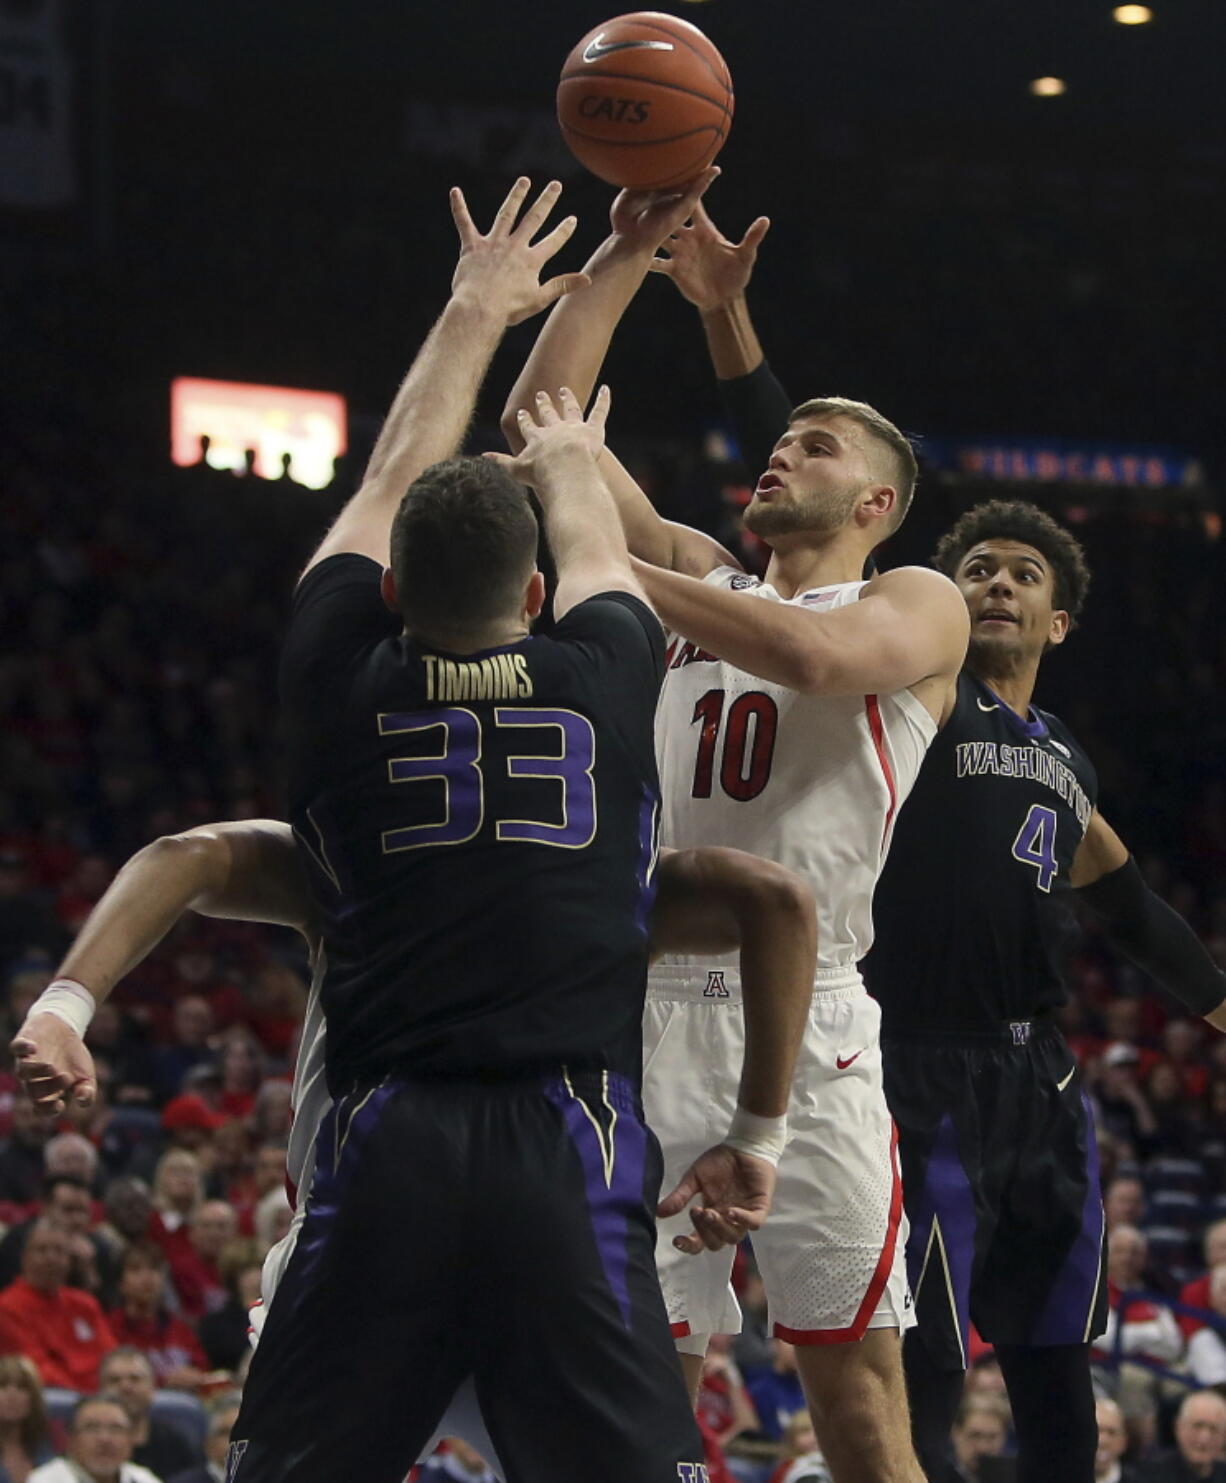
[977,608,1019,625]
[754,473,784,498]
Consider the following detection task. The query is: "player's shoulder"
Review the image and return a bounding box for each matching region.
[550,589,664,662]
[862,563,964,612]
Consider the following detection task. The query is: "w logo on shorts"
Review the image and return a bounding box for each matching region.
[703,971,730,999]
[677,1465,710,1482]
[225,1440,249,1482]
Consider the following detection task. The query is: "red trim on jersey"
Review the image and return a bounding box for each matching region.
[865,695,897,851]
[773,1121,904,1346]
[670,1320,692,1338]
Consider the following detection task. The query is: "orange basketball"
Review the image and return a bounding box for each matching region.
[557,12,734,191]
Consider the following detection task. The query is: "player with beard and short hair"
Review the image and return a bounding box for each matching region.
[502,187,970,1483]
[645,204,1226,1483]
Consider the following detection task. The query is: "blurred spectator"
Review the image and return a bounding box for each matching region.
[149,1153,203,1262]
[228,1145,285,1237]
[247,1083,292,1147]
[0,1103,52,1208]
[1096,1046,1159,1158]
[0,1177,115,1299]
[1094,1397,1136,1483]
[27,1393,159,1483]
[695,1335,757,1451]
[1134,1390,1226,1481]
[417,1439,499,1483]
[107,1244,209,1391]
[1105,1177,1148,1233]
[1160,1021,1209,1103]
[97,1349,200,1480]
[730,1267,772,1375]
[1144,1064,1202,1158]
[766,1411,833,1483]
[150,1000,213,1107]
[1096,1225,1183,1443]
[158,1100,225,1158]
[43,1134,99,1194]
[1182,1223,1226,1338]
[0,1354,55,1479]
[96,1180,154,1268]
[166,1394,240,1483]
[1185,1265,1226,1387]
[251,1190,290,1252]
[945,1395,1012,1482]
[84,1004,156,1109]
[744,1339,805,1441]
[0,855,67,969]
[215,1030,264,1121]
[0,1221,114,1391]
[964,1355,1009,1398]
[167,1204,235,1322]
[196,1243,263,1375]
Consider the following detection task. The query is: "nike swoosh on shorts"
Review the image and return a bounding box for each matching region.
[1056,1065,1076,1092]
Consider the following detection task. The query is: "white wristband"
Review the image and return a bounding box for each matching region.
[28,979,96,1039]
[723,1106,788,1168]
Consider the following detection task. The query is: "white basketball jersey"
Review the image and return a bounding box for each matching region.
[654,567,937,972]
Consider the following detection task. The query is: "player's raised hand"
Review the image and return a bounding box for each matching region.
[648,200,771,311]
[608,165,720,253]
[658,1142,777,1254]
[450,178,591,326]
[485,385,611,488]
[11,1013,97,1116]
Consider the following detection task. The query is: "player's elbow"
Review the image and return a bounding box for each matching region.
[737,860,817,941]
[141,830,230,898]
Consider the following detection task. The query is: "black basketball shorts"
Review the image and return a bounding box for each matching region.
[227,1070,707,1483]
[883,1019,1108,1371]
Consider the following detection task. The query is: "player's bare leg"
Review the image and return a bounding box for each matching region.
[677,1348,707,1406]
[795,1329,925,1483]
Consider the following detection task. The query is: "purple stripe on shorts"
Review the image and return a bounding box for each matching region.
[293,1081,398,1274]
[907,1114,975,1356]
[634,788,661,938]
[1030,1090,1105,1346]
[547,1072,647,1328]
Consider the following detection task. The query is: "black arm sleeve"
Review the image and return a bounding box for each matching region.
[1077,856,1226,1016]
[717,361,793,481]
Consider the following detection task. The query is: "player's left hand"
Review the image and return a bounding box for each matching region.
[485,385,611,486]
[658,1142,776,1254]
[609,166,720,253]
[11,1013,97,1116]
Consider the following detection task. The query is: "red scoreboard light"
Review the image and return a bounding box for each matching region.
[171,377,348,490]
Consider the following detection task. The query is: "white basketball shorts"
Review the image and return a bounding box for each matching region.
[644,964,914,1345]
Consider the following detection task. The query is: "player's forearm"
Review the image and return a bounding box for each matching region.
[355,295,507,521]
[535,446,644,611]
[699,292,765,381]
[57,834,230,999]
[1078,857,1226,1022]
[733,877,815,1119]
[502,235,651,453]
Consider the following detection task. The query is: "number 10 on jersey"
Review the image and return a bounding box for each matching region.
[691,689,779,803]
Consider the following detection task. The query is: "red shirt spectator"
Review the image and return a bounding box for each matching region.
[1178,1219,1226,1338]
[168,1201,236,1321]
[0,1221,114,1390]
[108,1242,210,1388]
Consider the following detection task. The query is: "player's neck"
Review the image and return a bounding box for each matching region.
[406,619,529,655]
[971,659,1039,719]
[763,536,869,599]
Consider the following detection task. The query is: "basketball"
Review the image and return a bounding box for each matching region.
[557,11,734,191]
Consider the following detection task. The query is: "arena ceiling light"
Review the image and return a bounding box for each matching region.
[1029,76,1068,96]
[1113,5,1153,23]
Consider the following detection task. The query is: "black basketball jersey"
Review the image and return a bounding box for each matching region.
[280,555,664,1093]
[866,669,1097,1029]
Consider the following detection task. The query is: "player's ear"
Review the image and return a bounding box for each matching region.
[380,567,399,614]
[1047,609,1070,647]
[859,484,896,528]
[525,569,546,621]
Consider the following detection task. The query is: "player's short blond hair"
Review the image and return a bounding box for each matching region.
[789,397,918,530]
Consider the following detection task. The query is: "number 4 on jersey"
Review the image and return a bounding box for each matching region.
[1012,803,1059,893]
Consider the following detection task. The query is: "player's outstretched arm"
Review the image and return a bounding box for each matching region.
[653,847,817,1254]
[487,386,645,619]
[500,174,736,578]
[11,821,312,1115]
[303,177,588,577]
[636,560,969,700]
[1072,812,1226,1031]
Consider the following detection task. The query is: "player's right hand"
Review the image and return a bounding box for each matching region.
[450,177,591,327]
[485,385,611,488]
[10,1013,97,1116]
[648,201,770,311]
[658,1142,777,1254]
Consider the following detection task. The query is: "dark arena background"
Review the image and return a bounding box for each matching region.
[2,1,1225,1479]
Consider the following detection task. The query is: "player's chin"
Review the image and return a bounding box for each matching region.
[967,630,1023,664]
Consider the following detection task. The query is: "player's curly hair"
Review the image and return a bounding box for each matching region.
[932,499,1091,624]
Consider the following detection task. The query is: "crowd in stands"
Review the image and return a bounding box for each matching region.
[0,371,1223,1483]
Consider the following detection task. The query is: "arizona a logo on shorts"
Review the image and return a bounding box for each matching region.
[703,971,730,999]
